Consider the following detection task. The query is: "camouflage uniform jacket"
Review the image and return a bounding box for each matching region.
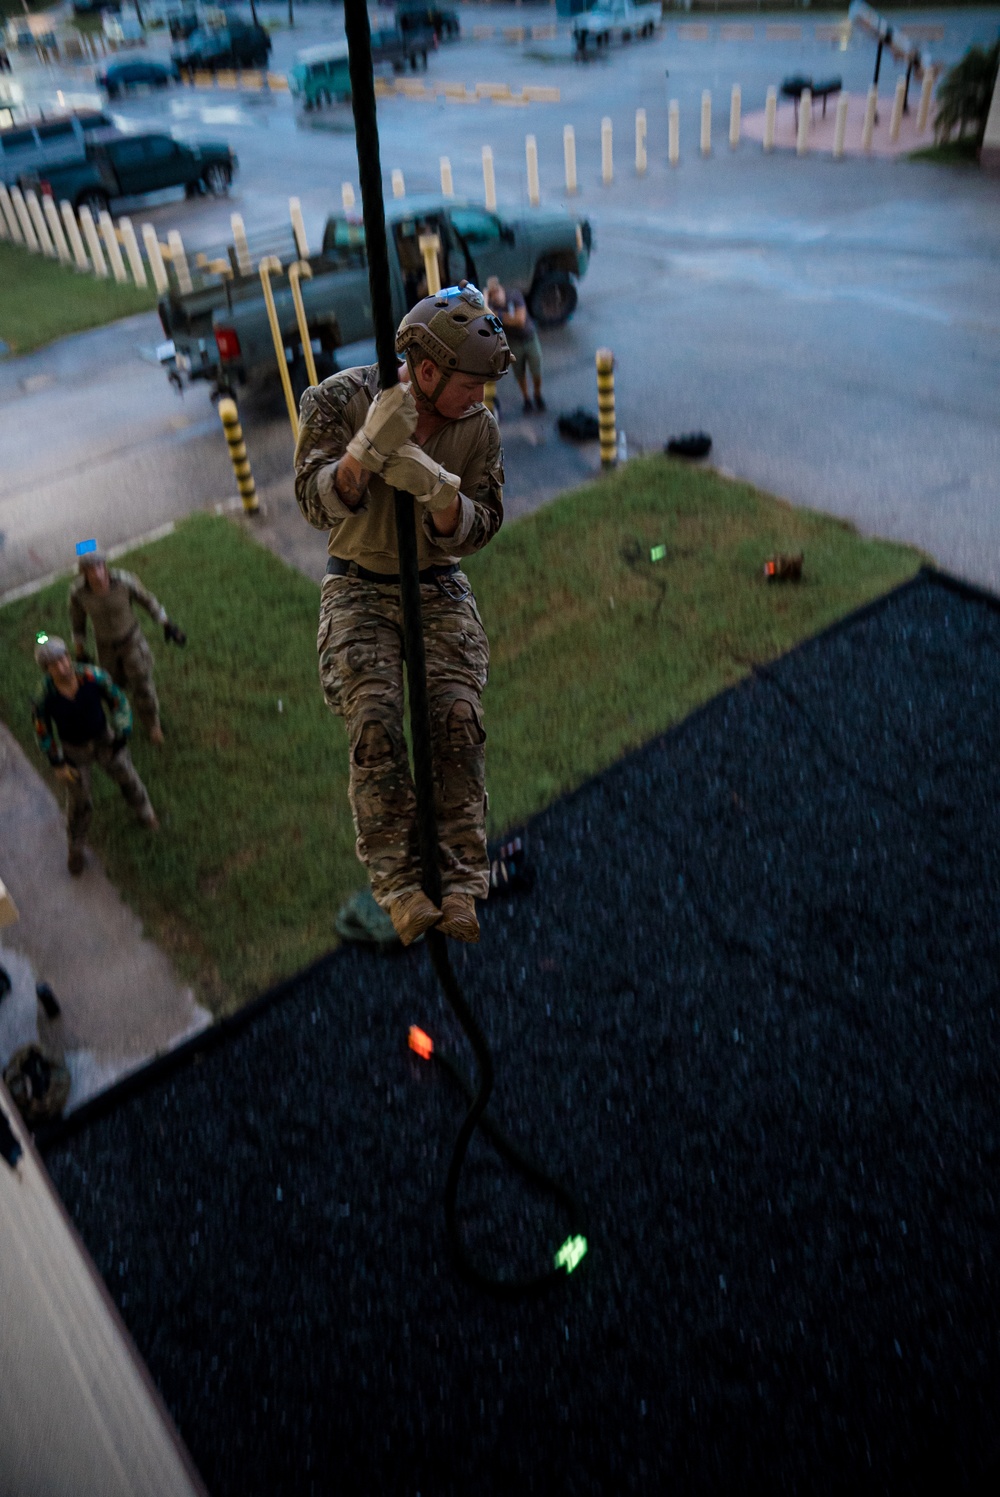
[69,569,168,655]
[294,365,505,573]
[32,666,132,766]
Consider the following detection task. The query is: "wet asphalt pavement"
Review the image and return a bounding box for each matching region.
[43,568,1000,1496]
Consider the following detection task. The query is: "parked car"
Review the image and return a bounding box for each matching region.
[0,110,114,186]
[395,4,460,41]
[572,0,661,52]
[24,131,237,216]
[172,19,272,74]
[97,59,181,97]
[371,23,433,74]
[289,42,352,110]
[158,194,592,397]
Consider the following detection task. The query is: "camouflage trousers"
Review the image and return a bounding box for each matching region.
[97,626,160,733]
[63,735,155,852]
[317,572,490,910]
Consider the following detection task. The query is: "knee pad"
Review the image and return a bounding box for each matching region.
[445,698,485,748]
[354,719,394,768]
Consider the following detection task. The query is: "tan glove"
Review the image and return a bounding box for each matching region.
[381,443,461,513]
[346,385,417,473]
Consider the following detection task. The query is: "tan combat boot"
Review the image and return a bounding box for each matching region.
[389,890,441,947]
[438,893,480,944]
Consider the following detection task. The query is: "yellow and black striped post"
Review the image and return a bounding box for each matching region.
[218,398,259,514]
[596,348,616,467]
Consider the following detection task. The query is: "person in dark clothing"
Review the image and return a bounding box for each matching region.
[486,275,545,415]
[31,633,158,877]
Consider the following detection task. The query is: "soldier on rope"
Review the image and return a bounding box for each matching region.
[68,544,186,745]
[294,284,510,947]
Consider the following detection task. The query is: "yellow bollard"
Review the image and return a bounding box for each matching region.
[861,85,877,153]
[833,93,849,158]
[440,156,454,197]
[796,88,811,155]
[601,117,613,183]
[526,134,540,206]
[917,67,934,133]
[563,124,577,194]
[341,182,356,211]
[419,232,442,295]
[483,380,496,415]
[217,398,259,515]
[889,77,906,143]
[729,85,741,148]
[141,223,169,293]
[596,348,616,468]
[231,212,252,275]
[701,90,712,156]
[391,168,406,199]
[289,196,309,258]
[635,108,647,175]
[259,255,299,439]
[288,260,318,388]
[482,146,497,211]
[669,100,680,165]
[763,86,777,151]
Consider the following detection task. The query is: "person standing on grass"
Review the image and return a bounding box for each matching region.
[31,634,158,877]
[485,275,545,416]
[68,544,186,746]
[294,284,510,948]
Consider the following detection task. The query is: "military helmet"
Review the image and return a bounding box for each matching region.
[396,282,512,380]
[76,547,106,572]
[34,633,69,669]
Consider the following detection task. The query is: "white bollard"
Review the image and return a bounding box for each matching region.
[861,85,877,153]
[635,108,647,175]
[391,169,405,199]
[669,100,680,165]
[61,201,89,270]
[601,116,613,183]
[796,88,811,155]
[525,135,540,206]
[231,212,252,275]
[341,182,356,211]
[700,90,712,156]
[763,86,777,151]
[43,195,71,264]
[889,77,906,143]
[99,211,128,282]
[142,224,169,293]
[482,146,497,211]
[563,124,577,193]
[440,156,454,198]
[0,184,23,242]
[917,67,934,133]
[78,205,108,277]
[167,229,192,294]
[118,216,146,286]
[289,197,309,258]
[10,188,39,251]
[833,92,849,158]
[729,85,741,148]
[25,190,57,257]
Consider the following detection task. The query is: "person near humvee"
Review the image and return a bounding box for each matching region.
[69,545,186,746]
[31,634,158,877]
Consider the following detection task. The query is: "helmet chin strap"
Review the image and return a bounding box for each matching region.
[406,351,452,416]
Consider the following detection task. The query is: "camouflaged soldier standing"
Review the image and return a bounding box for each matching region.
[294,283,511,947]
[69,550,186,745]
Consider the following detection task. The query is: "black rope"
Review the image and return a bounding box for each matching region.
[344,0,586,1296]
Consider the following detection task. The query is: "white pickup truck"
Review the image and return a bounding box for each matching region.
[572,1,662,52]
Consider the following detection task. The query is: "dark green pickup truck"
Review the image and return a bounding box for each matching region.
[158,195,593,399]
[22,130,237,217]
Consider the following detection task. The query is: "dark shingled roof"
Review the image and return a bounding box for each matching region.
[44,570,1000,1496]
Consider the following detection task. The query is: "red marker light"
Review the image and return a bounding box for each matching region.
[764,560,776,577]
[408,1025,434,1060]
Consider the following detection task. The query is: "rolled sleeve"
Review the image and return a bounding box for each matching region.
[294,368,376,531]
[316,462,369,520]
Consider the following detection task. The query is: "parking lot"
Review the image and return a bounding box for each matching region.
[2,5,999,594]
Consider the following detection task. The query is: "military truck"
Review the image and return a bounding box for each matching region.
[158,195,592,400]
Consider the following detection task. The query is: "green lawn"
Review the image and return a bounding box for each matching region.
[909,138,981,166]
[0,463,924,1013]
[0,242,157,356]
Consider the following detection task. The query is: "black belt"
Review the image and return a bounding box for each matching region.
[326,557,460,585]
